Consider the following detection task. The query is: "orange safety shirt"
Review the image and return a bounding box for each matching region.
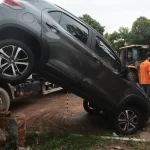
[140,60,150,84]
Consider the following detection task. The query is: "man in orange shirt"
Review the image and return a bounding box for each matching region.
[140,52,150,98]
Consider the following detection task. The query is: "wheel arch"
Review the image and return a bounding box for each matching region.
[119,95,150,122]
[0,24,43,69]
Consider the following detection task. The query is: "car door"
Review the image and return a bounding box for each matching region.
[41,9,92,85]
[81,32,127,110]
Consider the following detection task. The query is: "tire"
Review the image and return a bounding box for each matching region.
[0,88,10,112]
[0,39,35,84]
[127,71,138,83]
[83,100,100,114]
[114,106,141,135]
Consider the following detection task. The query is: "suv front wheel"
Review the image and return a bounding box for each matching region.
[115,106,141,135]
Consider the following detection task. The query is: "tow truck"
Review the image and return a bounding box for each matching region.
[119,45,150,82]
[0,74,63,111]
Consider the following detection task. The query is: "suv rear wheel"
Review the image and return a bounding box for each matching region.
[83,100,100,114]
[0,39,35,84]
[115,106,141,135]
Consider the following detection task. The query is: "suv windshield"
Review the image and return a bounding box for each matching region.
[133,48,149,61]
[127,47,150,64]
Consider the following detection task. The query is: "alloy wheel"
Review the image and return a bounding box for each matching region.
[0,45,29,77]
[118,109,138,132]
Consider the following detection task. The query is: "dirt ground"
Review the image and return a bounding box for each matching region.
[7,90,150,150]
[10,90,112,135]
[10,90,150,138]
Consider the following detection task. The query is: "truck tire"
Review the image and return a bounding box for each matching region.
[0,39,35,84]
[127,71,138,83]
[0,88,10,111]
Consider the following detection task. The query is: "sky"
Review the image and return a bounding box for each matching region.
[49,0,150,34]
[1,0,150,33]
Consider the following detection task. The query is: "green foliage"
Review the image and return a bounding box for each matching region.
[4,130,150,150]
[105,27,130,51]
[26,130,100,150]
[125,140,137,147]
[131,16,150,45]
[3,135,17,150]
[105,16,150,50]
[79,14,105,35]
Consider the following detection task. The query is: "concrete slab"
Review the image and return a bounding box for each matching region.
[139,132,150,141]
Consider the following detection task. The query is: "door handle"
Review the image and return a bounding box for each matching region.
[92,53,100,64]
[92,53,98,59]
[114,71,120,76]
[46,22,60,33]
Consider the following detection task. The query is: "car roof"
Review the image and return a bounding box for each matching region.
[31,0,111,49]
[54,4,112,48]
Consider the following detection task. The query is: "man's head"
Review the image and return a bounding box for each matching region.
[146,52,150,61]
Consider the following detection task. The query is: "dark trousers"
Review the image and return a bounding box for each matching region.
[141,84,150,98]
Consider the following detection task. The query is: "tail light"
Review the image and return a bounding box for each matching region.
[3,0,24,9]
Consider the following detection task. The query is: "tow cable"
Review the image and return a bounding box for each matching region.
[66,92,69,116]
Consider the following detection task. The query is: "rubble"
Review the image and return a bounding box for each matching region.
[0,128,7,145]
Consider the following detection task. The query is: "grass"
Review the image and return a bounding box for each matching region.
[2,130,150,150]
[26,131,100,150]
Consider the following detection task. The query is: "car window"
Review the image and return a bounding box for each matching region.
[49,11,62,23]
[120,50,124,60]
[60,14,89,44]
[133,48,148,61]
[126,48,134,65]
[95,37,121,70]
[119,49,126,64]
[127,48,133,61]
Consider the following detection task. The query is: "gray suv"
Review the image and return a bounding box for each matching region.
[0,0,149,134]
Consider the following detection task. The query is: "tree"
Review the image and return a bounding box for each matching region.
[105,27,130,51]
[79,14,105,35]
[131,17,150,45]
[118,27,130,41]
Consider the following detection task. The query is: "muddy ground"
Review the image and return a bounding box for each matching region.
[10,90,150,137]
[10,91,113,135]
